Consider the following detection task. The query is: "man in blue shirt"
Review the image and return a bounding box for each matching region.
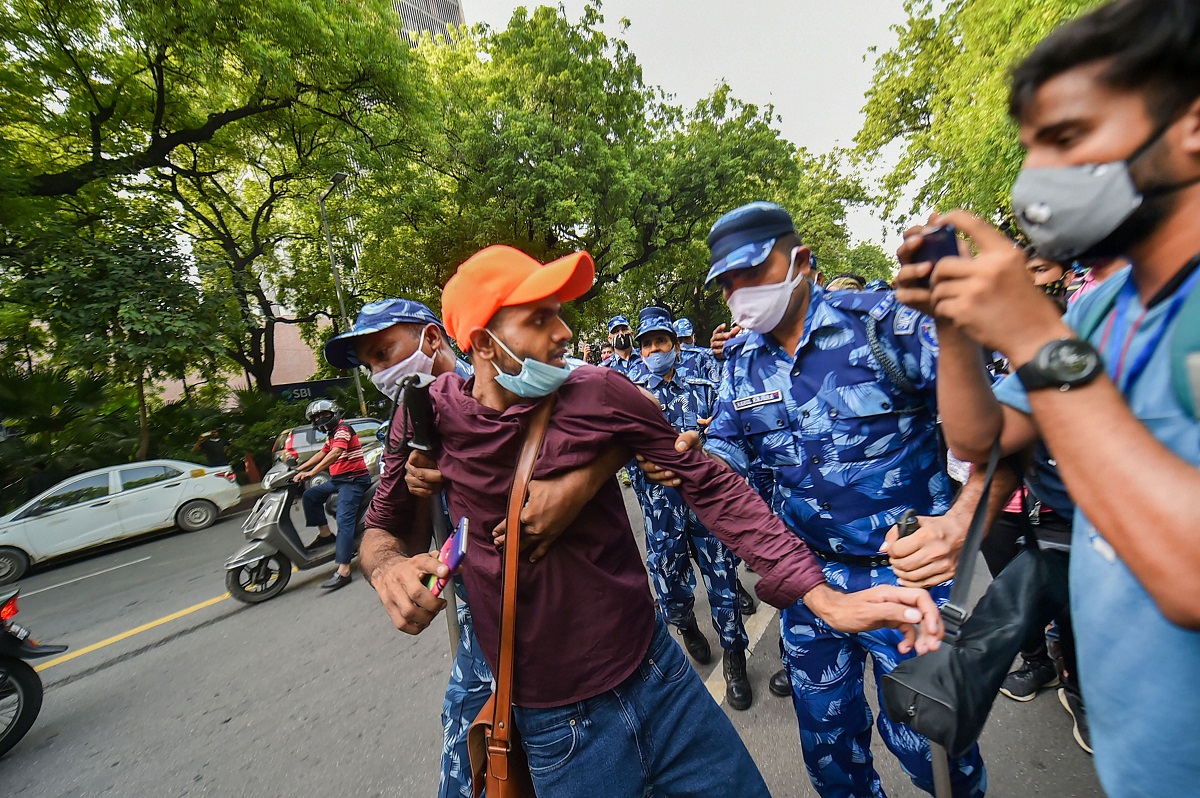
[695,202,988,797]
[631,306,753,710]
[896,2,1200,794]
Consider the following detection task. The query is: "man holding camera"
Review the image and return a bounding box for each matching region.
[896,2,1200,793]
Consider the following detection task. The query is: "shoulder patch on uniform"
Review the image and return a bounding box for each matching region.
[733,390,783,411]
[894,305,921,335]
[869,292,896,321]
[919,318,939,353]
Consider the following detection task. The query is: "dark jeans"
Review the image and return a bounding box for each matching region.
[302,474,371,565]
[511,614,771,797]
[982,511,1077,685]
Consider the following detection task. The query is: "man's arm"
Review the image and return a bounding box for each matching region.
[912,210,1200,628]
[359,414,449,635]
[883,462,1020,587]
[406,444,635,562]
[296,448,339,479]
[601,372,943,653]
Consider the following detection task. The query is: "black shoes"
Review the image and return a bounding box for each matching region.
[321,572,352,591]
[769,667,791,697]
[736,580,758,616]
[1059,687,1093,755]
[677,616,713,665]
[999,656,1060,701]
[723,649,753,711]
[308,534,336,550]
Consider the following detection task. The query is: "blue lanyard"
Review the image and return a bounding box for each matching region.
[1101,266,1200,393]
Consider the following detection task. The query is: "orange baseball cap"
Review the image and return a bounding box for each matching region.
[442,245,595,352]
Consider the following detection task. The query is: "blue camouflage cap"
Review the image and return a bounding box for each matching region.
[323,298,443,370]
[607,314,633,333]
[864,279,892,292]
[705,201,797,286]
[673,318,695,338]
[635,306,676,345]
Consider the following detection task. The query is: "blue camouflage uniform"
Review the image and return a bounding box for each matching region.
[632,309,748,653]
[436,361,496,798]
[325,299,493,798]
[674,317,722,383]
[602,314,647,381]
[706,287,985,798]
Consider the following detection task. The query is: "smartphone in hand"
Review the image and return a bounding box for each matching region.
[912,225,960,288]
[424,517,469,597]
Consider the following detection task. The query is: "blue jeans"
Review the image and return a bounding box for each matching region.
[440,594,494,798]
[511,614,770,798]
[302,474,371,565]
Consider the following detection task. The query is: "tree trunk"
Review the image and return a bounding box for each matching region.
[135,372,151,461]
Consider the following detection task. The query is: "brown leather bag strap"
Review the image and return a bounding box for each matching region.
[489,397,556,762]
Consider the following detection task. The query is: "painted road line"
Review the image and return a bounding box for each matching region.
[704,606,778,704]
[23,557,153,597]
[34,593,231,673]
[33,564,303,672]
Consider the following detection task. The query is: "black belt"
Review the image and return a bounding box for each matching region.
[807,544,891,569]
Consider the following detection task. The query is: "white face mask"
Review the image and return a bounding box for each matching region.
[725,247,805,333]
[369,325,436,399]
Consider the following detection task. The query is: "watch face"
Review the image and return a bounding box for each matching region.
[1046,340,1100,381]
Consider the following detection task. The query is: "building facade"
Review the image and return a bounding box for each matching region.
[394,0,464,39]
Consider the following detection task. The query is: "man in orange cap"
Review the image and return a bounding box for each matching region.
[361,245,945,797]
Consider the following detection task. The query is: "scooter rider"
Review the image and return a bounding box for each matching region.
[294,400,372,591]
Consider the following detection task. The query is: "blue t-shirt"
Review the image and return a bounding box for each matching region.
[705,286,949,588]
[994,265,1200,796]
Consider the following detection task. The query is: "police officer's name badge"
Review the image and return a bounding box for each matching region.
[733,390,783,411]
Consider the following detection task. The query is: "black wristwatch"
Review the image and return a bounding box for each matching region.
[1015,338,1103,392]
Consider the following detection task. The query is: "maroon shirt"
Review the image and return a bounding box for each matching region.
[365,365,824,707]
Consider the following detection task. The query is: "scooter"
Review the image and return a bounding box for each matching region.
[223,460,378,604]
[0,587,68,758]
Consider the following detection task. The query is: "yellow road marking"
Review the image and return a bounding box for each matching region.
[34,564,305,672]
[34,593,231,673]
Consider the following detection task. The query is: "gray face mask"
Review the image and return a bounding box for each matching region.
[1012,121,1200,261]
[1011,162,1144,262]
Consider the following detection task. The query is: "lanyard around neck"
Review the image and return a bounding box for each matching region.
[1099,263,1200,394]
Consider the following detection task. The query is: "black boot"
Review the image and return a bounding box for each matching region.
[677,616,712,665]
[736,580,758,616]
[723,649,753,711]
[769,667,791,697]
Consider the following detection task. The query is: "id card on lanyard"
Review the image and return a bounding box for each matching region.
[1099,267,1200,394]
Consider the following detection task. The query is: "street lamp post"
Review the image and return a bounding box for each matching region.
[318,171,367,416]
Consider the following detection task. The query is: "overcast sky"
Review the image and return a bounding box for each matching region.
[462,0,909,247]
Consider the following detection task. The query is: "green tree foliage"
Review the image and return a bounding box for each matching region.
[323,4,870,348]
[855,0,1104,222]
[0,0,427,392]
[6,200,225,458]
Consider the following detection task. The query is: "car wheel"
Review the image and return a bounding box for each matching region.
[176,499,219,532]
[0,548,29,586]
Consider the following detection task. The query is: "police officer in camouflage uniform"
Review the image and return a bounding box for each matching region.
[700,203,987,797]
[328,299,490,798]
[630,306,753,710]
[602,314,646,380]
[673,317,721,383]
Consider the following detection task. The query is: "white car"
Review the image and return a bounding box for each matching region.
[0,460,242,584]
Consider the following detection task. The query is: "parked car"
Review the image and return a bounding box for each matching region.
[271,418,384,473]
[0,460,241,584]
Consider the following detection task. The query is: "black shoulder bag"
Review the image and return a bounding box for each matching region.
[881,442,1071,757]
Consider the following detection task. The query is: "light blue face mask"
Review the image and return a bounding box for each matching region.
[643,349,677,376]
[487,331,572,398]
